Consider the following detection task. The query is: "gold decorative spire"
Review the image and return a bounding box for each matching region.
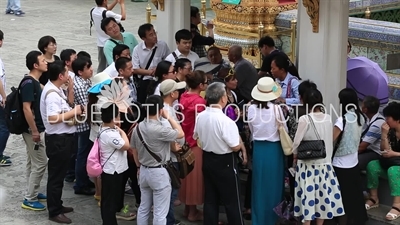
[302,0,320,33]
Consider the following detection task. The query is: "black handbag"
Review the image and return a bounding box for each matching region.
[297,115,326,160]
[136,124,181,189]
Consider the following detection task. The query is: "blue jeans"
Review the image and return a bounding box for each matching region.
[166,162,180,225]
[74,130,93,190]
[6,0,21,11]
[0,106,10,157]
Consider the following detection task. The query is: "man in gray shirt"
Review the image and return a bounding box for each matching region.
[130,95,184,225]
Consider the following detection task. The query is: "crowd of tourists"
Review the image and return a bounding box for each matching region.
[0,0,400,225]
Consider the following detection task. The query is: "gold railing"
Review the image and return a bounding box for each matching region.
[146,4,156,23]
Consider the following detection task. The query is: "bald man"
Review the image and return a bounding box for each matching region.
[227,45,258,103]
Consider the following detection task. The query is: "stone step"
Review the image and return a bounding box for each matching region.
[368,205,400,225]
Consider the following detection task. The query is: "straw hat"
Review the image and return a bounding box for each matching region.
[251,77,282,102]
[160,79,186,96]
[88,72,112,94]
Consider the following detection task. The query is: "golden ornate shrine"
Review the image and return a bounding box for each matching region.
[146,0,300,68]
[210,0,298,67]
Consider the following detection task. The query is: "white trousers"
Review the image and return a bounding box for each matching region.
[137,166,171,225]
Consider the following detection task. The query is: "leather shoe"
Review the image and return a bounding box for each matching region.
[62,206,74,214]
[49,214,72,224]
[74,187,95,196]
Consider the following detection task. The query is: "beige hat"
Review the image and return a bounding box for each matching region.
[251,77,282,102]
[160,79,187,96]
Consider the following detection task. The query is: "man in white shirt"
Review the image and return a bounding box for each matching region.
[130,95,184,225]
[165,29,199,69]
[159,79,186,225]
[103,44,131,78]
[115,57,137,103]
[40,60,83,224]
[133,23,171,104]
[91,0,126,73]
[193,82,244,225]
[0,30,11,167]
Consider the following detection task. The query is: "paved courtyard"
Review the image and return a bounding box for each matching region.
[0,0,250,224]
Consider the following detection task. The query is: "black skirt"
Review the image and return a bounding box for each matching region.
[333,165,368,225]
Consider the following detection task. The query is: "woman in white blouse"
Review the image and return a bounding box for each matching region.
[247,77,287,225]
[292,89,344,225]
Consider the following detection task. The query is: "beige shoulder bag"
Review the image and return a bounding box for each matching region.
[274,105,293,156]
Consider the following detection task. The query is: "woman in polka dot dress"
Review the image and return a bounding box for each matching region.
[292,89,345,225]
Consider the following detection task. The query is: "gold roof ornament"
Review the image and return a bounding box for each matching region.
[151,0,165,11]
[302,0,319,33]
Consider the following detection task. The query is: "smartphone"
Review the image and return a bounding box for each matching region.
[34,143,40,151]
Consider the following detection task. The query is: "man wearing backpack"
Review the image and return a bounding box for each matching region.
[20,51,49,211]
[0,30,11,167]
[91,0,126,73]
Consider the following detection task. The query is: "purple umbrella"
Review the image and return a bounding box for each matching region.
[347,56,389,104]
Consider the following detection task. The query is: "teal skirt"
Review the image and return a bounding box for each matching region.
[251,140,285,225]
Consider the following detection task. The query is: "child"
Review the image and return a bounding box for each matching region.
[99,103,134,224]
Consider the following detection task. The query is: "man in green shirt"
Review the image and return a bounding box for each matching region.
[101,17,138,66]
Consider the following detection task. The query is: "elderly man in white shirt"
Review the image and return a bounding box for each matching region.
[193,82,245,225]
[40,61,83,224]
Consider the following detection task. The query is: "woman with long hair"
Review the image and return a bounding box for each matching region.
[332,88,367,225]
[179,70,209,221]
[147,60,175,96]
[293,89,344,225]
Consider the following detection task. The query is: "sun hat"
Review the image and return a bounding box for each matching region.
[251,77,282,102]
[194,57,221,74]
[88,72,112,94]
[160,79,187,96]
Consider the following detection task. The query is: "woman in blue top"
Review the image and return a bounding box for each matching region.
[270,54,300,106]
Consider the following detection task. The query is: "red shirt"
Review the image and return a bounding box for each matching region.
[180,92,206,147]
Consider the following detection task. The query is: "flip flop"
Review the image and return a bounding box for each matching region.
[365,198,379,210]
[386,206,400,221]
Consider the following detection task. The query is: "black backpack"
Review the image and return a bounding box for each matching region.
[4,76,34,134]
[89,8,125,35]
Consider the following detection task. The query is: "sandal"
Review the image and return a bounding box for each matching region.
[365,198,379,210]
[386,206,400,221]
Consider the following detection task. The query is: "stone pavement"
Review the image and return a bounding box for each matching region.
[0,0,250,224]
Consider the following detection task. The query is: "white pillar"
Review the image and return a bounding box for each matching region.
[297,0,349,117]
[155,0,191,50]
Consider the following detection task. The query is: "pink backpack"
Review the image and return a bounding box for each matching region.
[87,128,117,177]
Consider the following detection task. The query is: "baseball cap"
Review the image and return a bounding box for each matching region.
[159,79,187,96]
